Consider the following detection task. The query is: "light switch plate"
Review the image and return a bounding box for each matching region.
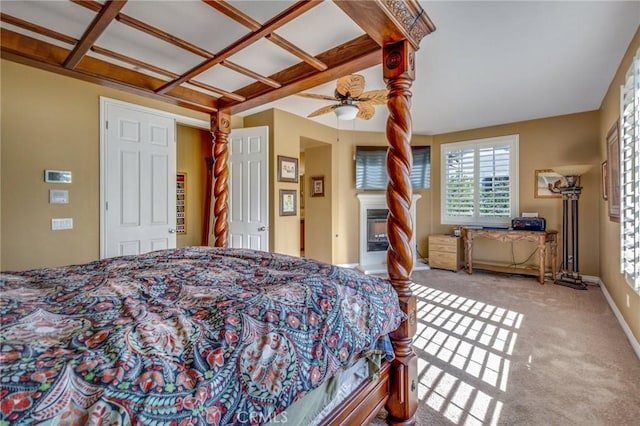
[50,189,69,204]
[51,218,73,230]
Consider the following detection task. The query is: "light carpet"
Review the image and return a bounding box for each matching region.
[373,269,640,425]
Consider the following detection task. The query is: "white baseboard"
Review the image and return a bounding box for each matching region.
[598,277,640,361]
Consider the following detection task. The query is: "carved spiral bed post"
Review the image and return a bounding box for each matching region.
[384,40,418,426]
[211,111,231,247]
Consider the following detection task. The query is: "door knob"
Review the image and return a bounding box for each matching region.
[168,228,176,233]
[257,226,267,231]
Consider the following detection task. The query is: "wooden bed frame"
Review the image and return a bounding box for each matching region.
[209,4,435,425]
[1,1,435,424]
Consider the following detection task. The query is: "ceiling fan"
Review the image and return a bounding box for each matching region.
[297,74,388,120]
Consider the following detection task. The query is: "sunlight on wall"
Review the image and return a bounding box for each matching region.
[412,284,523,425]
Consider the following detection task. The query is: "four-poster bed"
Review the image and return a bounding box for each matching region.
[0,1,435,424]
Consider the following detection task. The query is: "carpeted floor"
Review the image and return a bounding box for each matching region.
[373,268,640,425]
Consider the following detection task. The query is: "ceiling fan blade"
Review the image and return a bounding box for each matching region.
[356,89,388,103]
[307,104,338,118]
[336,74,365,98]
[296,92,337,101]
[356,103,375,120]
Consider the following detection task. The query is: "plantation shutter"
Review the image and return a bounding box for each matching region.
[478,143,512,218]
[441,136,518,226]
[444,146,475,219]
[620,48,640,292]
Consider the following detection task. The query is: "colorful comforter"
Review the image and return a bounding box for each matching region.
[0,247,403,425]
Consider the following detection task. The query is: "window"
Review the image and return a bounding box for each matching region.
[355,146,431,190]
[441,135,519,226]
[620,48,639,293]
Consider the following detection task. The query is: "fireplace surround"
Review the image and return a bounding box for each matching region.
[356,193,428,274]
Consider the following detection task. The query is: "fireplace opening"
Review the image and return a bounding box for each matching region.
[367,209,389,252]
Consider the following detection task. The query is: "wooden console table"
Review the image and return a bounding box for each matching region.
[463,229,558,284]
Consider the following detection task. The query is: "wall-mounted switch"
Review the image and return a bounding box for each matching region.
[51,218,73,230]
[50,189,69,204]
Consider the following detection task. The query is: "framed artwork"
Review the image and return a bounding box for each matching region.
[277,155,299,183]
[176,172,186,234]
[311,176,325,197]
[601,161,608,200]
[606,120,620,222]
[534,169,574,198]
[279,189,297,216]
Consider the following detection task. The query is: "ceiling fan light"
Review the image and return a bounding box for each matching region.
[334,104,358,120]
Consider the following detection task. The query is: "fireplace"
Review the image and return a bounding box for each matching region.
[367,209,389,252]
[356,193,428,274]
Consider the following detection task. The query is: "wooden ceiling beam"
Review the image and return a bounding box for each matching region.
[203,0,327,72]
[1,28,218,113]
[0,12,78,45]
[156,0,322,95]
[73,0,214,59]
[266,33,327,71]
[221,60,281,88]
[186,80,245,102]
[64,0,126,69]
[220,34,381,114]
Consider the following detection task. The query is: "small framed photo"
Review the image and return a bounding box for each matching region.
[311,176,325,197]
[279,189,297,216]
[277,155,299,183]
[534,169,575,198]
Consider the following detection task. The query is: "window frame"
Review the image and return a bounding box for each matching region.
[354,145,431,190]
[619,48,640,293]
[440,135,519,227]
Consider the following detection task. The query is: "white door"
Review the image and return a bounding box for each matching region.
[102,101,176,258]
[228,126,269,250]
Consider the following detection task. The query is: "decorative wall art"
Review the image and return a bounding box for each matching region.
[279,189,297,216]
[277,155,299,183]
[176,172,186,234]
[601,161,608,200]
[311,176,325,197]
[606,120,620,222]
[534,169,574,198]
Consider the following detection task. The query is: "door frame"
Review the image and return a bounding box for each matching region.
[99,97,209,258]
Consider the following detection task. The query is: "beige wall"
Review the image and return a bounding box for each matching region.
[176,126,211,247]
[304,144,332,263]
[1,60,208,270]
[432,112,601,273]
[598,27,640,342]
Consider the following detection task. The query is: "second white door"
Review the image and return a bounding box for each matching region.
[228,126,269,251]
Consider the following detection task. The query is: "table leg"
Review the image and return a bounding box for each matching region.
[550,234,557,283]
[538,238,546,285]
[464,235,473,275]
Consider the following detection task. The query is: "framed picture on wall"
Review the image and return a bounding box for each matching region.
[277,156,299,183]
[601,161,608,200]
[311,176,325,197]
[606,120,620,222]
[279,189,297,216]
[176,172,186,234]
[534,169,573,198]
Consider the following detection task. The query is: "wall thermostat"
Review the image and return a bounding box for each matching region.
[45,170,72,183]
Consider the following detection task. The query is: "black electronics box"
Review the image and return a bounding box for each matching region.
[511,217,546,231]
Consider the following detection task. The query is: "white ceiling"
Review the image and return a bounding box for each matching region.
[241,1,640,135]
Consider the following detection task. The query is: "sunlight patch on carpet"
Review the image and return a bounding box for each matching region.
[412,283,522,425]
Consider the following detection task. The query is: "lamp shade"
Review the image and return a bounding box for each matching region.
[334,104,358,120]
[551,164,593,177]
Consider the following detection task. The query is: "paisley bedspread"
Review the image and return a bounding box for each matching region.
[0,247,403,425]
